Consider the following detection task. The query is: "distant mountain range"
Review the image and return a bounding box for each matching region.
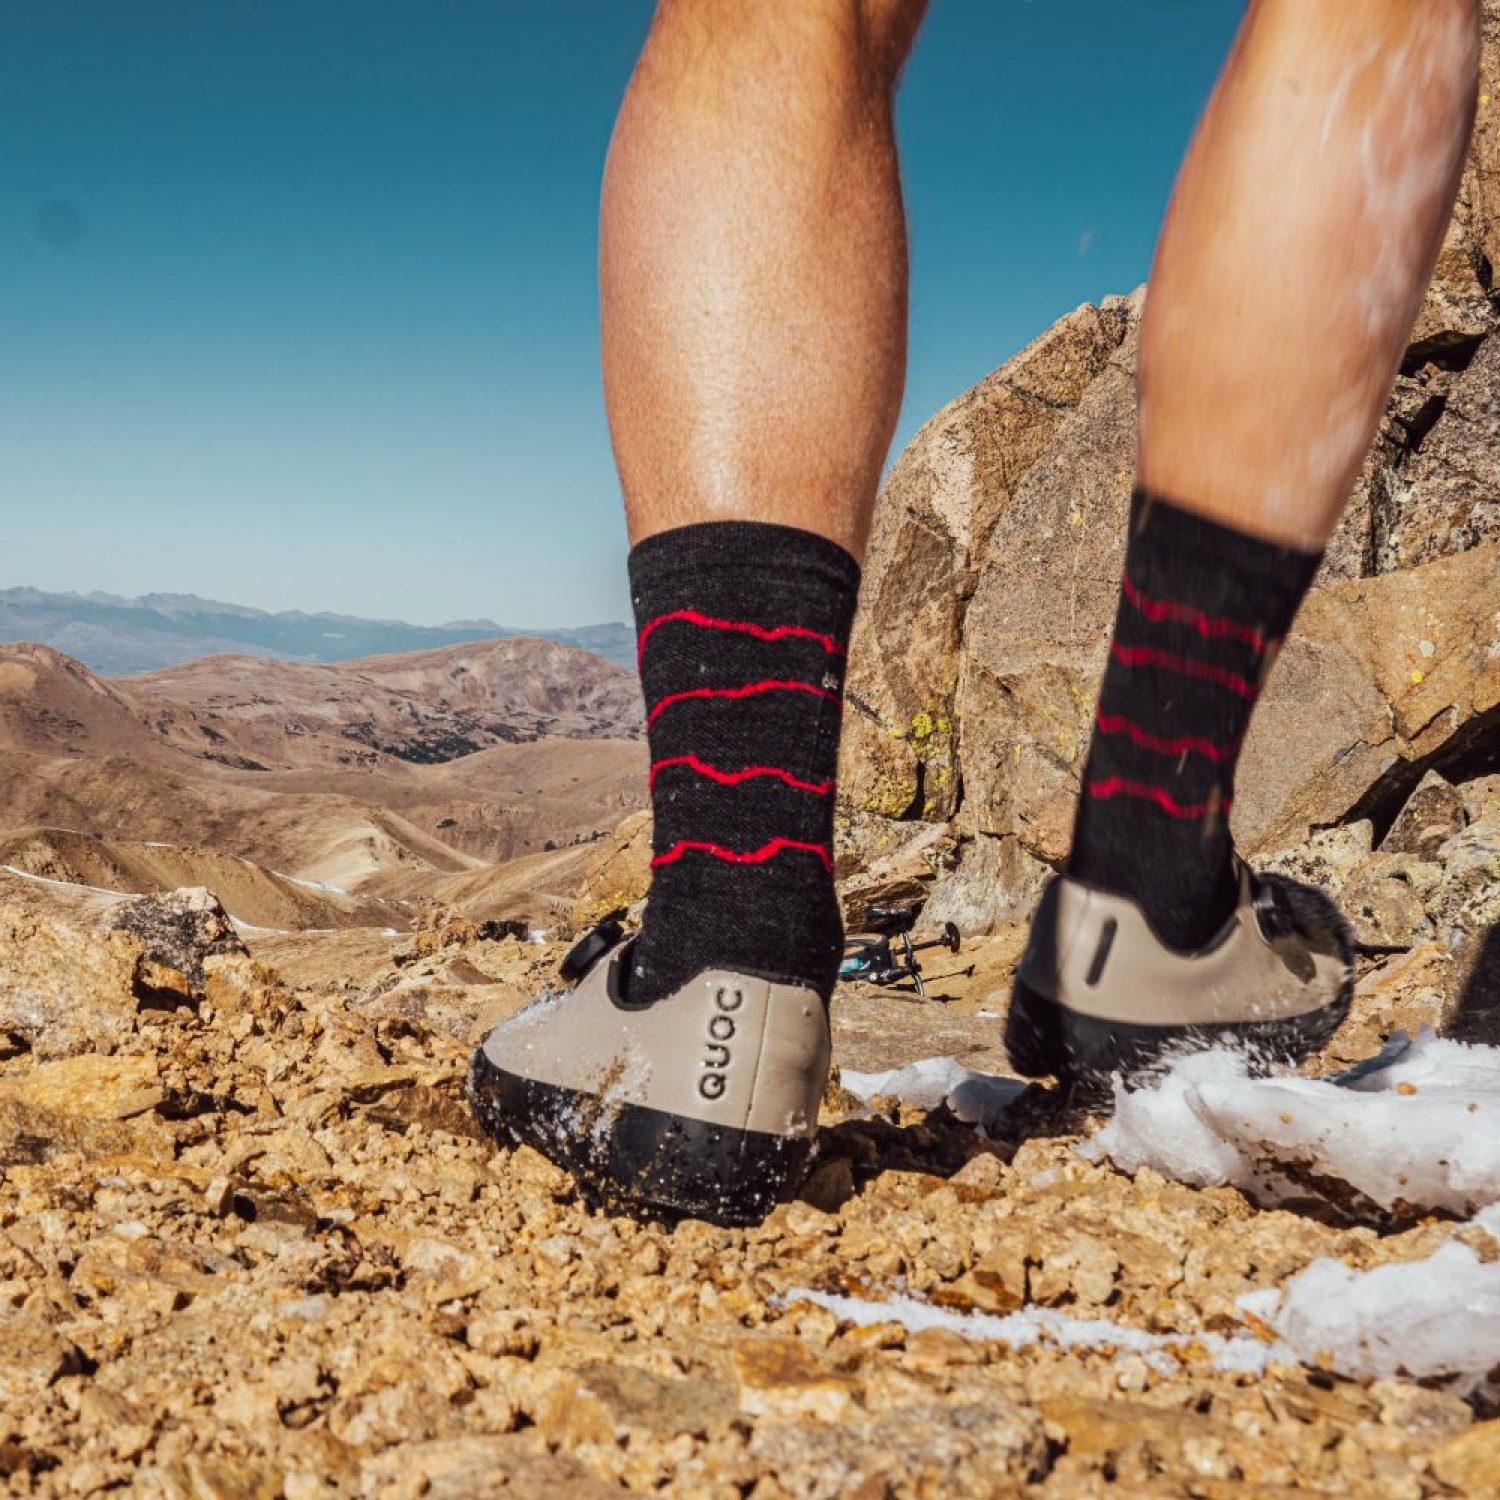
[0,586,633,676]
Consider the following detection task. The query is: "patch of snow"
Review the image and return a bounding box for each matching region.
[841,1056,1028,1132]
[780,1288,1290,1376]
[1084,1031,1500,1216]
[271,870,350,897]
[1084,1034,1500,1388]
[1240,1205,1500,1386]
[0,864,124,900]
[229,918,290,936]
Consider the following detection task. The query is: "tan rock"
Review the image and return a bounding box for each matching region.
[1382,324,1500,572]
[0,1313,85,1405]
[1340,860,1434,951]
[1461,773,1500,823]
[1258,822,1375,896]
[1327,943,1457,1067]
[0,901,141,1058]
[1030,1234,1119,1309]
[839,294,1136,834]
[1431,1418,1500,1495]
[0,1054,164,1121]
[355,1437,621,1499]
[107,885,245,982]
[731,1335,861,1422]
[571,808,652,926]
[1040,1394,1241,1466]
[1426,814,1500,937]
[836,820,954,929]
[1234,542,1500,855]
[1407,174,1498,361]
[1381,770,1469,859]
[466,1309,539,1360]
[572,1358,737,1439]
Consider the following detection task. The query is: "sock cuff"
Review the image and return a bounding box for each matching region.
[1130,489,1323,593]
[628,521,861,596]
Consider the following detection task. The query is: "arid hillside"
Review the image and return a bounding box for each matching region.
[0,638,646,930]
[127,637,642,769]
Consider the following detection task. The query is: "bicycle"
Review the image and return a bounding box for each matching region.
[839,903,961,997]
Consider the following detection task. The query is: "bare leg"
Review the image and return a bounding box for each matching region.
[1140,0,1479,547]
[1018,1,1483,1086]
[472,1,929,1220]
[601,0,924,558]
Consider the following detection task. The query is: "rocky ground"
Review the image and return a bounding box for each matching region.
[3,786,1499,1499]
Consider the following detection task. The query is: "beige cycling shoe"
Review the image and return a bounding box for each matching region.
[1006,863,1353,1088]
[467,922,831,1224]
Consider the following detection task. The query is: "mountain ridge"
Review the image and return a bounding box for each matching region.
[0,584,633,675]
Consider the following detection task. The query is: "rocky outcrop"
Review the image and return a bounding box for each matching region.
[0,878,249,1059]
[570,808,653,927]
[842,63,1500,932]
[838,296,1136,833]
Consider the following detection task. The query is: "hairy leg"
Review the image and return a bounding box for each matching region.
[601,0,925,557]
[1057,0,1479,974]
[1139,0,1480,547]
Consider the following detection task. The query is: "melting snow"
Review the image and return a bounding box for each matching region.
[229,918,290,936]
[1239,1206,1500,1386]
[1084,1031,1500,1216]
[271,870,350,897]
[841,1057,1028,1132]
[838,1034,1500,1386]
[1083,1032,1500,1387]
[0,864,123,900]
[780,1288,1290,1375]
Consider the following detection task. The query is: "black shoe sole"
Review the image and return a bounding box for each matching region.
[466,1046,813,1227]
[1004,976,1352,1092]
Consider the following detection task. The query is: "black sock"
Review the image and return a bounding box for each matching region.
[626,521,859,1005]
[1067,490,1322,949]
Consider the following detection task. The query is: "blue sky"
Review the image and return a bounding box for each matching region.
[1,1,1240,628]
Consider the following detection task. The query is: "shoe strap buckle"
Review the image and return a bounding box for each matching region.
[560,915,624,984]
[1252,880,1297,942]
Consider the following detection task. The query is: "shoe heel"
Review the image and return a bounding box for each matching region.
[601,1111,814,1225]
[1004,978,1353,1090]
[1003,975,1067,1079]
[468,1045,814,1227]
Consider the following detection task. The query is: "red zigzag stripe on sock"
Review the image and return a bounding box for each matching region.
[1109,643,1257,700]
[646,678,837,727]
[1095,711,1242,764]
[649,754,833,795]
[1122,576,1272,654]
[637,609,845,668]
[1086,776,1230,821]
[651,836,834,873]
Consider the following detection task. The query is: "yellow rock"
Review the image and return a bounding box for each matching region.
[1431,1419,1500,1494]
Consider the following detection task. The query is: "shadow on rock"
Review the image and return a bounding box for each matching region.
[804,1082,1095,1212]
[1448,924,1500,1044]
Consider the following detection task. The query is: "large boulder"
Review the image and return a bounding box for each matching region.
[839,296,1135,829]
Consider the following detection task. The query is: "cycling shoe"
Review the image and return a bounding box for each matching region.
[468,925,830,1225]
[1005,862,1352,1089]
